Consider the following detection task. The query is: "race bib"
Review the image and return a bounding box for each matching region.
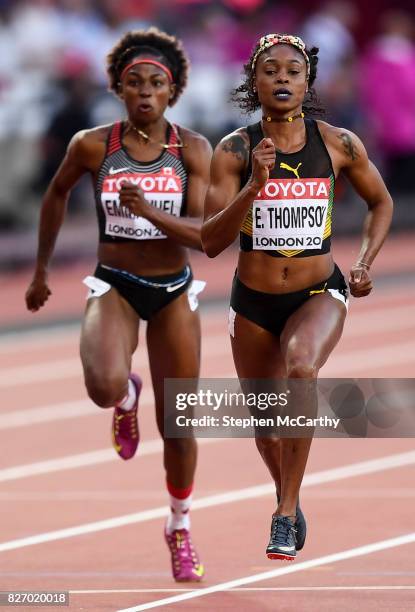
[252,178,330,251]
[101,167,183,240]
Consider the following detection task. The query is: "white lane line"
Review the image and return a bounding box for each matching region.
[73,590,190,594]
[2,302,414,386]
[0,333,228,388]
[0,399,97,430]
[0,327,79,353]
[117,532,415,611]
[0,438,218,484]
[2,334,415,432]
[0,443,158,483]
[3,487,415,502]
[344,304,413,329]
[70,586,415,594]
[0,304,227,355]
[1,287,411,351]
[0,354,413,482]
[0,450,414,553]
[1,282,413,357]
[0,308,226,354]
[321,340,415,373]
[0,357,83,387]
[0,385,156,430]
[222,586,415,590]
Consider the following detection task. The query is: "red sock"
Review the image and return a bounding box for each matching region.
[167,481,193,500]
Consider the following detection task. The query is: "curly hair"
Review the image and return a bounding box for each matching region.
[106,27,189,106]
[231,40,324,116]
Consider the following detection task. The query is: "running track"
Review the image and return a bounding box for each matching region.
[0,235,414,611]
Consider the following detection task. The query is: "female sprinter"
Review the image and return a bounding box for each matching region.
[25,27,212,581]
[202,33,392,561]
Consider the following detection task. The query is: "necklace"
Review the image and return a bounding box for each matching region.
[262,112,305,123]
[128,121,185,148]
[262,119,306,153]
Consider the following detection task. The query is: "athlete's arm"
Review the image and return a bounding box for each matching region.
[202,130,275,258]
[25,130,103,312]
[119,131,212,251]
[325,124,393,297]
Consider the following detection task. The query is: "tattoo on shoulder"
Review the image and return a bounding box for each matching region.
[221,133,249,162]
[337,132,359,161]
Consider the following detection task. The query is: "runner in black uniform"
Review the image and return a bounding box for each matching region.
[203,34,393,561]
[25,27,212,582]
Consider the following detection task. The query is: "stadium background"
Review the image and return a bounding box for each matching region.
[0,2,414,611]
[0,0,414,273]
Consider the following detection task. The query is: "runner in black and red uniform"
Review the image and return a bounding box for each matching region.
[25,27,212,582]
[202,34,393,561]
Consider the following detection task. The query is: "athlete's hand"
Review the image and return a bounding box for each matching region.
[119,182,148,217]
[349,265,373,298]
[25,273,52,312]
[249,138,276,189]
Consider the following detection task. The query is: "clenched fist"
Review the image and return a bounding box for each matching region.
[349,265,373,298]
[249,138,276,189]
[25,273,52,312]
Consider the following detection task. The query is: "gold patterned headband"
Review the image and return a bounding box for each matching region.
[251,34,310,80]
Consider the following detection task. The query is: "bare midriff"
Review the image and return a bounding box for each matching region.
[98,239,188,276]
[237,250,334,293]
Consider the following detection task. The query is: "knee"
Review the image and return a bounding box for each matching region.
[84,372,127,408]
[286,356,318,379]
[284,335,320,378]
[255,436,280,455]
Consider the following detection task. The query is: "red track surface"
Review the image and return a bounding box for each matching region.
[0,234,414,611]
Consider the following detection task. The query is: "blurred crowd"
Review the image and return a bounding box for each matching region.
[0,0,414,238]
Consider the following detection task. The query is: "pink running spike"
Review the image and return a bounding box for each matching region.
[165,528,205,582]
[112,374,142,460]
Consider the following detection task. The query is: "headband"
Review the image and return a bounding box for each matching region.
[120,58,173,83]
[251,34,310,80]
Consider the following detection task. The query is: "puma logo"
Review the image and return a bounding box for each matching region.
[309,282,327,296]
[280,161,302,179]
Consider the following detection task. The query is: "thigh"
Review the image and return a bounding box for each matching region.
[281,292,347,371]
[230,312,287,379]
[231,313,287,445]
[146,292,201,431]
[80,288,140,379]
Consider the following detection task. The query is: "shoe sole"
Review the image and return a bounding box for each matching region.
[267,552,296,561]
[174,575,204,582]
